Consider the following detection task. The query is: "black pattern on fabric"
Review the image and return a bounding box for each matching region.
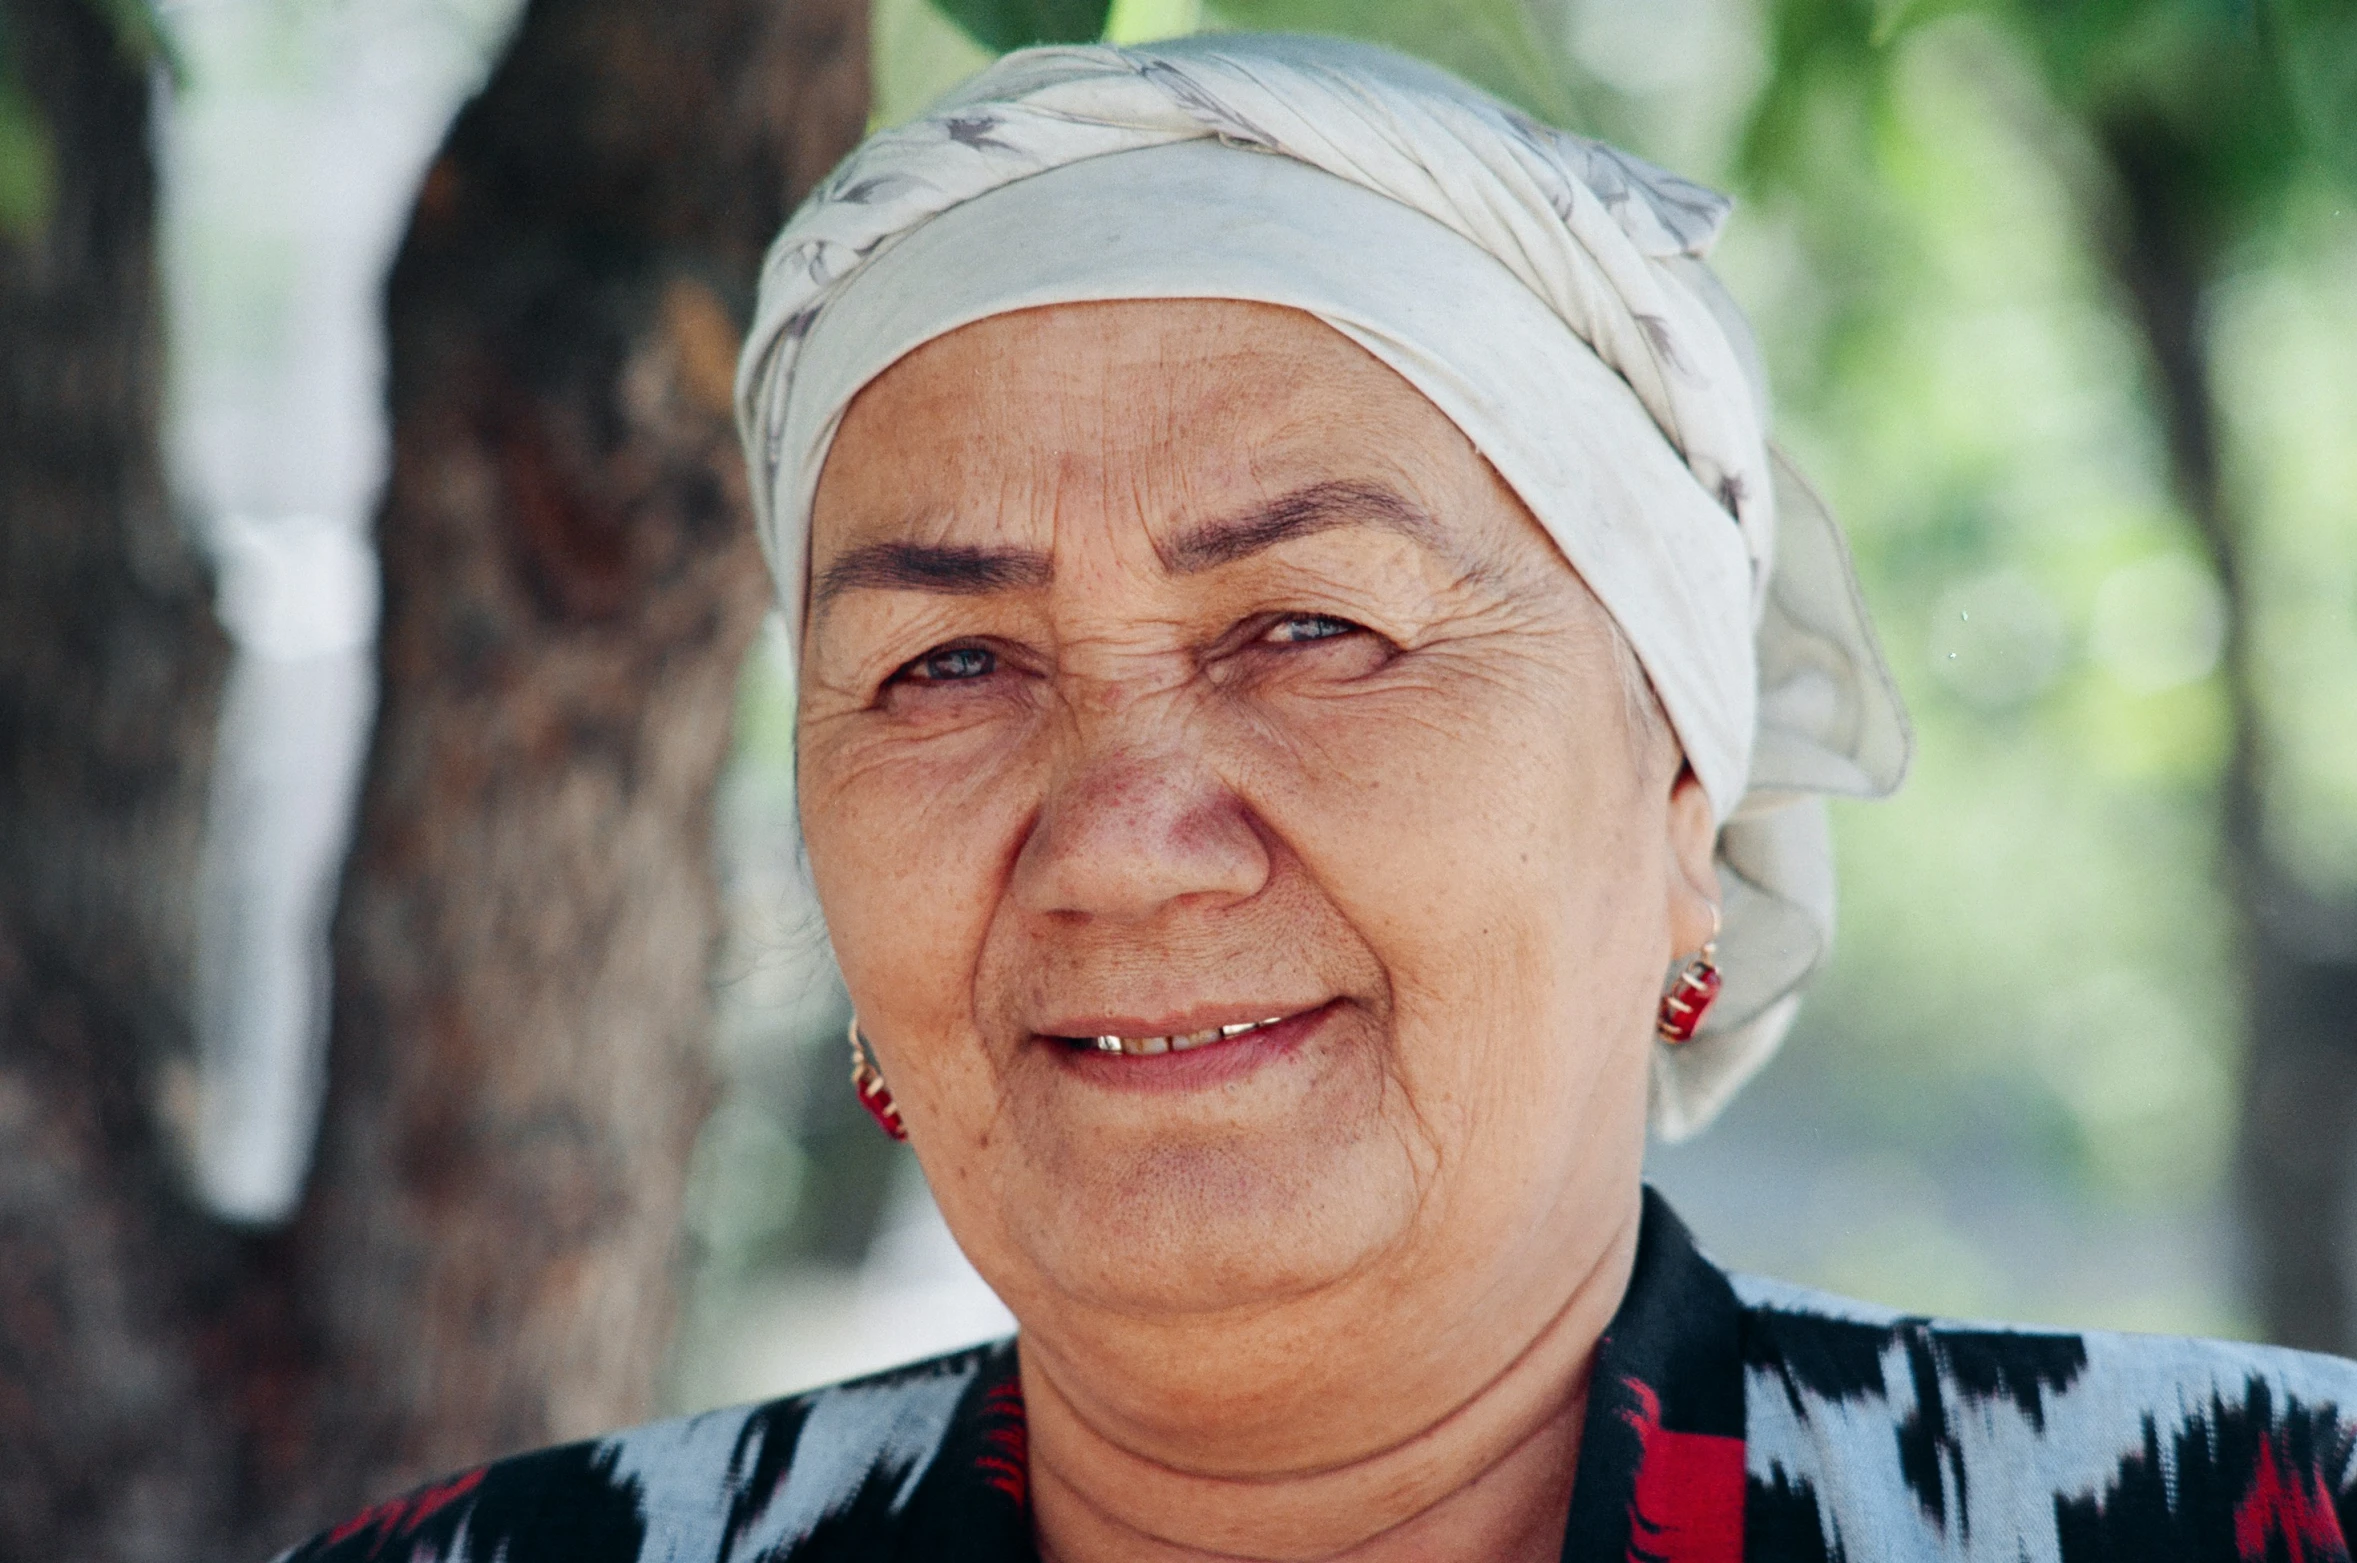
[278,1191,2357,1562]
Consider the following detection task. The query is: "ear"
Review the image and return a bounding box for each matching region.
[1664,764,1721,961]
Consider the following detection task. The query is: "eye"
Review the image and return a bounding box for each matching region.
[1262,613,1363,646]
[898,643,997,683]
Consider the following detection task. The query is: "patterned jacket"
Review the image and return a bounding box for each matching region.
[280,1190,2357,1561]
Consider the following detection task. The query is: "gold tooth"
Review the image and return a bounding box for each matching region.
[1090,1014,1297,1056]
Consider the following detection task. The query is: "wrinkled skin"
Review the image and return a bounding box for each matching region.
[797,300,1722,1563]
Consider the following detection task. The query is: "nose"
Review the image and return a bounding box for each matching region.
[1010,741,1271,923]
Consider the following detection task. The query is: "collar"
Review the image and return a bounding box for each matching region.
[1560,1185,1749,1562]
[903,1188,1748,1562]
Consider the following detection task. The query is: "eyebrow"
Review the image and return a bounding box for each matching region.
[810,540,1054,616]
[1159,480,1450,573]
[808,479,1456,619]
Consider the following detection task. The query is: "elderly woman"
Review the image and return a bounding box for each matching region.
[288,33,2357,1563]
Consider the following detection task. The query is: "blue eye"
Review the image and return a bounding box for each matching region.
[1267,614,1358,644]
[910,645,995,681]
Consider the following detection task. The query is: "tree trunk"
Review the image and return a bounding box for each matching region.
[0,0,868,1551]
[286,0,868,1504]
[2099,115,2357,1356]
[0,0,235,1554]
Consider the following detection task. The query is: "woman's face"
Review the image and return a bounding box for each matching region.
[800,299,1714,1351]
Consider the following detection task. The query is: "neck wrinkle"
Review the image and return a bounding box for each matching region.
[1021,1188,1646,1563]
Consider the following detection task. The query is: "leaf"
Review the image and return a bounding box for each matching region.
[0,81,52,242]
[1105,0,1203,43]
[1203,0,1604,130]
[930,0,1117,51]
[0,7,53,242]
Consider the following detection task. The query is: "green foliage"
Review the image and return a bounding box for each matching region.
[1736,0,2357,926]
[0,3,52,240]
[1994,0,2355,215]
[0,0,179,242]
[875,0,1001,125]
[88,0,175,77]
[931,0,1114,50]
[913,0,1614,132]
[1743,31,2250,1197]
[1746,0,2357,243]
[0,76,53,240]
[1202,0,1601,129]
[1703,1,2357,1268]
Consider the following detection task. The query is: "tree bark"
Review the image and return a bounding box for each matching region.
[2098,114,2357,1356]
[0,0,235,1554]
[0,0,868,1552]
[279,0,870,1526]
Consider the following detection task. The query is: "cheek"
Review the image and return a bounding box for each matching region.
[1247,653,1644,947]
[798,718,1042,1078]
[1235,658,1662,1171]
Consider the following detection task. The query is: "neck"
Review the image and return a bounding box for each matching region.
[1021,1192,1644,1563]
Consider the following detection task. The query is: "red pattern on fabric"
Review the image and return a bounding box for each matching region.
[322,1468,485,1553]
[2233,1434,2351,1562]
[1618,1377,1743,1563]
[975,1377,1029,1507]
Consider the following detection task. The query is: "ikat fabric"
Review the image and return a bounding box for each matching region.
[279,1191,2357,1562]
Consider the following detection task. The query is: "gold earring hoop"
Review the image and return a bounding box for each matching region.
[847,1016,909,1141]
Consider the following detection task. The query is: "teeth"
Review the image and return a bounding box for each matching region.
[1088,1015,1291,1057]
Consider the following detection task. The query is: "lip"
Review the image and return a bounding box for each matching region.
[1031,1002,1324,1047]
[1040,999,1342,1093]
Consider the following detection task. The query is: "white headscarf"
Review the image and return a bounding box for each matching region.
[735,33,1910,1138]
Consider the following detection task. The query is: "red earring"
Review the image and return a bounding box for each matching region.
[1656,907,1723,1045]
[849,1017,908,1141]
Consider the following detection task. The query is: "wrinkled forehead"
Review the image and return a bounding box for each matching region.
[812,298,1497,548]
[808,297,1555,636]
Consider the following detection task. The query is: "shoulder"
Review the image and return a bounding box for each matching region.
[274,1339,1027,1563]
[1728,1272,2357,1561]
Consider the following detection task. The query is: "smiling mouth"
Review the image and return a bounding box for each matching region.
[1055,1014,1294,1058]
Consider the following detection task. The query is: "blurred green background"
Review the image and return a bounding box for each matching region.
[668,0,2357,1405]
[12,0,2348,1547]
[29,0,2344,1413]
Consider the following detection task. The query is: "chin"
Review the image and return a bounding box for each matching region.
[995,1118,1420,1318]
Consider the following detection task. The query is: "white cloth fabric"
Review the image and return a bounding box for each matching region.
[734,33,1910,1137]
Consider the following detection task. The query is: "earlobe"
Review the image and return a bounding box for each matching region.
[1664,764,1721,958]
